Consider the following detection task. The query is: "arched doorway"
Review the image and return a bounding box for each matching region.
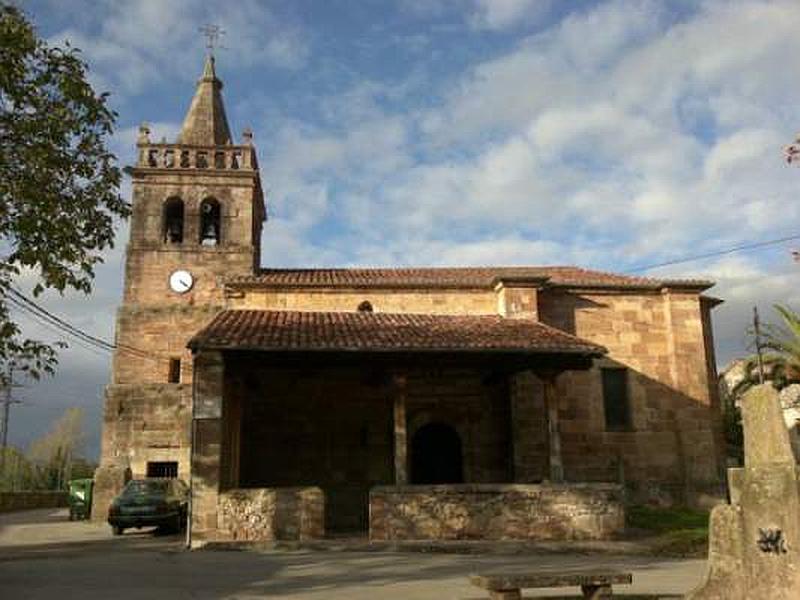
[410,422,464,484]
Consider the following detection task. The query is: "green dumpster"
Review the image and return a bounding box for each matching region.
[68,478,93,521]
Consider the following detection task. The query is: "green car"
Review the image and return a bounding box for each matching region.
[108,478,189,536]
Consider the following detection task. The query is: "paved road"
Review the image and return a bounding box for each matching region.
[0,509,706,599]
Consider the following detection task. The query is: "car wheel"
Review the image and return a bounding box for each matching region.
[112,526,124,536]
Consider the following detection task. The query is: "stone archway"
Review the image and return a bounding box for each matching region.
[410,422,464,484]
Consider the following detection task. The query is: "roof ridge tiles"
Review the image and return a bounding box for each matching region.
[225,265,713,291]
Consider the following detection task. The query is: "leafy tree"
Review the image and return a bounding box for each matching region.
[0,4,129,380]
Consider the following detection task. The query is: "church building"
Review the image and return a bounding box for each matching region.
[93,57,725,546]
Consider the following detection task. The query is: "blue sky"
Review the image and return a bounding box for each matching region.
[10,0,800,459]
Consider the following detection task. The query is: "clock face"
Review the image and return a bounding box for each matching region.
[169,270,194,294]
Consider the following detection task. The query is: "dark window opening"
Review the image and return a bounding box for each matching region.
[357,301,373,313]
[147,461,178,478]
[411,422,464,484]
[163,197,184,244]
[180,150,190,168]
[196,151,208,169]
[168,358,181,383]
[199,198,221,246]
[602,368,632,431]
[214,152,225,169]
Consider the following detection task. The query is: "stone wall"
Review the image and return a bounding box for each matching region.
[100,383,192,479]
[0,491,67,513]
[112,305,223,385]
[218,487,324,541]
[369,483,625,541]
[538,289,723,504]
[232,288,496,316]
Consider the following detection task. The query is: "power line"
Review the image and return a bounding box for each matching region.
[626,233,800,273]
[3,287,161,362]
[6,290,115,352]
[7,296,114,360]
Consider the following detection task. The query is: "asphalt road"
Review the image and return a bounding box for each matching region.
[0,508,707,599]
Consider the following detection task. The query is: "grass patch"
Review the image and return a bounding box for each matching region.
[627,505,709,557]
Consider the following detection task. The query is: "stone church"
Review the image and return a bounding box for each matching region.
[93,57,725,546]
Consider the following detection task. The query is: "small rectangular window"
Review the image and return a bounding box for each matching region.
[147,461,178,478]
[602,368,632,431]
[168,358,181,383]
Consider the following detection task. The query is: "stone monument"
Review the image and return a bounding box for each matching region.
[687,384,800,599]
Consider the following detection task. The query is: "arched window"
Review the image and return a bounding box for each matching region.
[357,300,373,313]
[199,198,221,246]
[411,422,464,484]
[163,197,184,244]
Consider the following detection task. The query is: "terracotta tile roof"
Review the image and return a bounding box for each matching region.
[188,310,606,355]
[225,266,712,291]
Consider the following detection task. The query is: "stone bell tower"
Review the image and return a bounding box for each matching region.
[92,56,265,519]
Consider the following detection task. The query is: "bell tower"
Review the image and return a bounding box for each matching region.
[92,56,264,518]
[123,55,264,315]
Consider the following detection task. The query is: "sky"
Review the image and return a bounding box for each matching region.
[9,0,800,460]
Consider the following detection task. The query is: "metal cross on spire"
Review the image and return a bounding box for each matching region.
[199,24,226,58]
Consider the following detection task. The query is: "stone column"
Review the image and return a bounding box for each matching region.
[189,350,225,547]
[539,372,564,483]
[393,373,408,485]
[508,371,548,482]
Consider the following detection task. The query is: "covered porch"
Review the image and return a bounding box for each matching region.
[186,310,624,546]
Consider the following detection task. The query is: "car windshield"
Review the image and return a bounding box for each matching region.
[122,480,169,497]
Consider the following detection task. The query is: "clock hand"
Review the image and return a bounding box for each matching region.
[180,279,191,288]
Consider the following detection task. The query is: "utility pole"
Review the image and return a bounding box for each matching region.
[753,306,765,385]
[0,364,12,475]
[0,363,23,477]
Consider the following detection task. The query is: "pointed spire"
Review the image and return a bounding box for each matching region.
[177,55,233,146]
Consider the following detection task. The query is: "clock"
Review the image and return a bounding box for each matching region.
[169,270,194,294]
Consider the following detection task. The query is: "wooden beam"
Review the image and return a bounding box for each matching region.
[393,373,408,485]
[539,372,564,483]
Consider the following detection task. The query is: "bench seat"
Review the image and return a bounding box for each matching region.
[470,569,632,599]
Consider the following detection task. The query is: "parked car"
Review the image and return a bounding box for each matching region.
[108,478,188,535]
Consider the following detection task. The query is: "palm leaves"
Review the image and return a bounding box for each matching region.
[729,305,800,398]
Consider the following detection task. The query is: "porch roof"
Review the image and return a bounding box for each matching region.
[187,309,606,356]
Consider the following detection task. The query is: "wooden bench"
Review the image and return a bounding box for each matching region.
[469,569,633,599]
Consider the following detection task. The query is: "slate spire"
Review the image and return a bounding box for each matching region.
[178,55,233,146]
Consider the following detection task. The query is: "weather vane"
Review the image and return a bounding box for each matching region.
[199,24,226,58]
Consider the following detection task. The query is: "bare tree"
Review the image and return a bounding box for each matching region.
[28,407,85,489]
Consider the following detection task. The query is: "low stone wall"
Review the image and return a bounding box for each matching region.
[0,491,68,513]
[218,487,324,541]
[369,483,625,541]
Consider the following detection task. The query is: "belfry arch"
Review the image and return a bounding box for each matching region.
[163,197,184,244]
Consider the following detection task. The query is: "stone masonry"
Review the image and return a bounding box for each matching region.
[370,483,625,541]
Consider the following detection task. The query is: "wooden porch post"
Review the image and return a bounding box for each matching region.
[393,373,408,485]
[539,371,564,483]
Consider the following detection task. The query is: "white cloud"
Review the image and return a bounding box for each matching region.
[470,0,552,31]
[48,0,310,95]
